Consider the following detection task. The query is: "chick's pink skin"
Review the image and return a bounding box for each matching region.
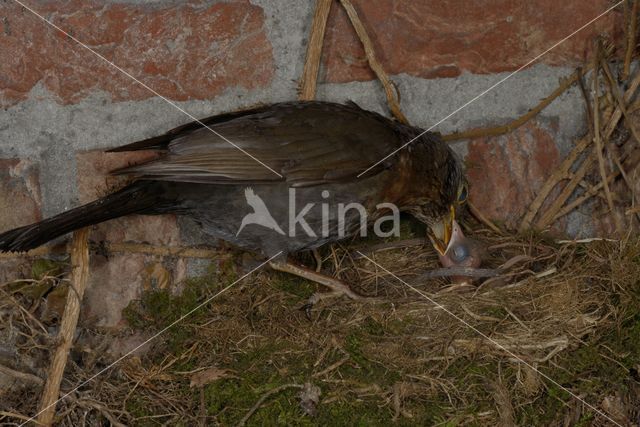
[437,220,482,284]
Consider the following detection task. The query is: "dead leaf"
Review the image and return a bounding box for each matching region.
[142,263,171,291]
[190,367,236,388]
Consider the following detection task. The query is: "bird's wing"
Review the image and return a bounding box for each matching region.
[110,102,406,187]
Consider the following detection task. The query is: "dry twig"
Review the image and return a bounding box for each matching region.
[592,48,623,235]
[443,68,587,142]
[338,0,408,124]
[623,0,639,81]
[298,0,333,100]
[37,228,90,426]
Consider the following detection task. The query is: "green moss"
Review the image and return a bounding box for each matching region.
[480,306,507,319]
[125,395,155,425]
[315,400,391,426]
[31,258,67,280]
[117,240,640,425]
[202,340,314,425]
[123,266,230,352]
[270,272,315,299]
[361,316,385,336]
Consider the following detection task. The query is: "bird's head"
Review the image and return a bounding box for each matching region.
[413,179,469,256]
[389,132,480,270]
[402,139,476,265]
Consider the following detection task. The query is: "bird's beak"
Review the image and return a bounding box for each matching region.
[428,205,456,256]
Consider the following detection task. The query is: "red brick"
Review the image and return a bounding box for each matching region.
[81,253,146,328]
[0,1,274,107]
[76,150,180,246]
[322,0,621,83]
[0,259,32,283]
[465,120,560,229]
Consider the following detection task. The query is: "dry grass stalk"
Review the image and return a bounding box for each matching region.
[600,59,640,220]
[623,0,639,81]
[37,228,90,426]
[338,0,408,124]
[523,61,640,231]
[468,201,504,234]
[592,46,624,236]
[298,0,333,101]
[442,68,588,142]
[0,363,43,386]
[519,135,593,231]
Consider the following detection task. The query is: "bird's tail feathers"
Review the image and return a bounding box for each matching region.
[0,181,168,253]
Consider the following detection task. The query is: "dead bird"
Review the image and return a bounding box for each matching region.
[0,101,481,305]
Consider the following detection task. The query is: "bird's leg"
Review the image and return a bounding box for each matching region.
[268,260,368,317]
[269,260,363,300]
[311,248,323,272]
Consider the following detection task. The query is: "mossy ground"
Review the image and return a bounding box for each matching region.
[2,228,640,425]
[114,231,640,426]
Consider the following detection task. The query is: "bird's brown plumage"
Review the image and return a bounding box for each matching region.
[0,101,465,259]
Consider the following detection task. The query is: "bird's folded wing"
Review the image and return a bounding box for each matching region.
[110,102,403,187]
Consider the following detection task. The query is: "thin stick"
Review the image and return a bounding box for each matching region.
[105,242,224,258]
[599,59,640,223]
[37,228,90,426]
[0,411,45,425]
[577,67,594,129]
[551,141,640,222]
[236,384,303,427]
[312,355,350,377]
[442,69,585,142]
[600,58,640,145]
[468,201,503,234]
[298,0,333,100]
[536,151,596,229]
[522,68,640,230]
[519,136,592,231]
[0,363,44,385]
[552,165,620,223]
[623,0,638,80]
[339,0,408,124]
[592,52,624,235]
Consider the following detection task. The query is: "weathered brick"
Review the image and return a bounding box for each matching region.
[81,253,146,328]
[465,120,561,229]
[0,159,41,231]
[323,0,620,82]
[74,150,184,328]
[76,150,180,246]
[0,158,41,282]
[0,1,274,106]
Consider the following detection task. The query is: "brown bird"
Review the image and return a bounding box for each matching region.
[0,101,476,305]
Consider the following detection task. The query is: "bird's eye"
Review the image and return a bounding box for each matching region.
[457,184,468,204]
